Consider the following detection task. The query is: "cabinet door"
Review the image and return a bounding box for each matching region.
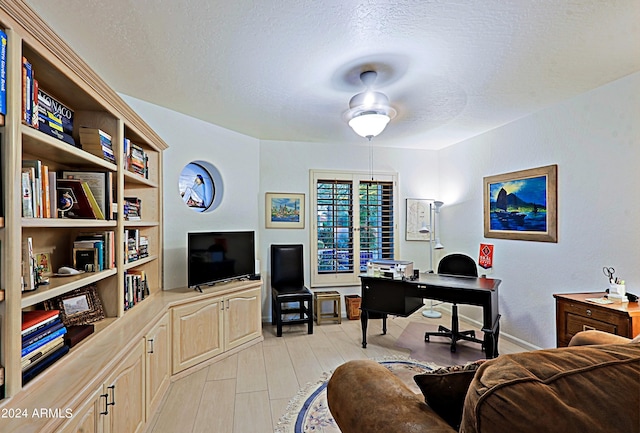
[58,387,105,433]
[171,296,224,374]
[104,340,146,433]
[224,287,262,351]
[145,312,171,418]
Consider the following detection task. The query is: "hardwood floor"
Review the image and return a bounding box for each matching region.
[145,309,528,433]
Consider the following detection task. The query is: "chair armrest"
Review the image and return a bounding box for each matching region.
[568,330,632,346]
[327,360,455,433]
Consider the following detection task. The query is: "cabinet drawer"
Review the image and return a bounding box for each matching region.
[561,301,630,333]
[566,313,619,335]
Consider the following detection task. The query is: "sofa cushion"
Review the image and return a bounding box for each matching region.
[460,343,640,433]
[414,360,486,429]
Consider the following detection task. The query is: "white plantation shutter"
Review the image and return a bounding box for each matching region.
[310,170,398,287]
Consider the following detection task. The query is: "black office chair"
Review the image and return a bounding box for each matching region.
[270,244,313,337]
[424,253,484,353]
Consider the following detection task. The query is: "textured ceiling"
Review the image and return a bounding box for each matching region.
[24,0,640,149]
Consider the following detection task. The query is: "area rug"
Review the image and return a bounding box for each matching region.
[274,357,439,433]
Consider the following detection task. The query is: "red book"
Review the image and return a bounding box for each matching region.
[22,310,60,334]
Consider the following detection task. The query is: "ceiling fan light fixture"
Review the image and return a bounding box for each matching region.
[348,112,391,138]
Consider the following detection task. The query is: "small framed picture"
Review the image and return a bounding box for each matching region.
[35,251,52,276]
[265,192,305,229]
[44,285,105,326]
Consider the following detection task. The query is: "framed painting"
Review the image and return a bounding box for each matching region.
[266,192,305,229]
[179,162,215,212]
[406,198,431,241]
[44,285,105,326]
[483,164,557,242]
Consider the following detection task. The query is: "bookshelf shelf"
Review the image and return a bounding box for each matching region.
[124,170,158,188]
[21,268,118,309]
[124,254,158,270]
[0,0,167,405]
[22,126,117,171]
[21,218,118,228]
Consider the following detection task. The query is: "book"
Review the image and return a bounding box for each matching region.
[22,237,36,291]
[81,181,105,219]
[22,344,69,385]
[21,326,66,357]
[37,88,76,147]
[56,178,97,219]
[0,29,7,124]
[22,160,42,217]
[22,338,65,371]
[22,319,64,348]
[21,310,60,334]
[22,56,33,125]
[21,169,34,218]
[48,170,58,218]
[79,127,112,146]
[62,171,110,219]
[63,324,94,348]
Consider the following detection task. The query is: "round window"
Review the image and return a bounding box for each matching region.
[179,162,216,212]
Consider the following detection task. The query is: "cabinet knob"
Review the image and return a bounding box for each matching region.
[148,338,155,354]
[586,309,592,317]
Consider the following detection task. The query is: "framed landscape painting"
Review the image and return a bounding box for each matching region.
[266,192,305,229]
[483,164,557,242]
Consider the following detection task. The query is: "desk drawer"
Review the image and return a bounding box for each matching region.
[556,299,631,346]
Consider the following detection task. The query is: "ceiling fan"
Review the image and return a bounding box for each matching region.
[344,70,397,140]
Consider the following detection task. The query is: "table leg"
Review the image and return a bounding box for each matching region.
[361,309,369,348]
[483,315,501,359]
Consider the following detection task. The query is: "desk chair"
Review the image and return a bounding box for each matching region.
[424,253,484,353]
[270,244,313,337]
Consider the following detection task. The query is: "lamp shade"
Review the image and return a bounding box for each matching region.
[348,112,391,138]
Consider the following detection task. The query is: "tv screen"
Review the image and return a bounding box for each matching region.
[187,231,256,288]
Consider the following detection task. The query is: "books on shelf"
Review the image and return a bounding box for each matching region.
[125,229,148,263]
[78,127,116,163]
[20,310,69,383]
[57,178,101,219]
[124,269,149,311]
[37,88,76,147]
[62,170,115,220]
[21,236,36,292]
[125,139,149,179]
[124,196,142,220]
[21,160,57,218]
[74,231,115,270]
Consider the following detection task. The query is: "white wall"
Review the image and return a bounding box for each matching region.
[258,141,439,313]
[121,95,261,290]
[437,72,640,349]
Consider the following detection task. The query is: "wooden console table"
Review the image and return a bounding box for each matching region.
[554,292,640,347]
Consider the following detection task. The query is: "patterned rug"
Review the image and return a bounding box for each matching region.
[274,357,439,433]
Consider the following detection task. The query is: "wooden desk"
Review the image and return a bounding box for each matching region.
[554,292,640,347]
[360,274,501,358]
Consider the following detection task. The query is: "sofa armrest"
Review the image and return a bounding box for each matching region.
[327,359,455,433]
[568,330,632,346]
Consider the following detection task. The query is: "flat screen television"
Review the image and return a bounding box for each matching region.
[187,231,256,288]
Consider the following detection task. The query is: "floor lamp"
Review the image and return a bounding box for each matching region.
[420,201,444,318]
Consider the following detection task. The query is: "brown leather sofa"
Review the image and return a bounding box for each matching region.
[327,331,640,433]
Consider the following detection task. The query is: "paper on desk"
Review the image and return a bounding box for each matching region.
[585,297,614,305]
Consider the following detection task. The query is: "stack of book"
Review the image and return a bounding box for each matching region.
[21,310,69,384]
[124,269,149,311]
[125,229,140,263]
[62,170,116,220]
[124,197,142,220]
[124,139,149,178]
[73,231,115,272]
[79,127,116,164]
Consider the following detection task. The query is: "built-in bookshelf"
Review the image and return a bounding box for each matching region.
[0,0,167,400]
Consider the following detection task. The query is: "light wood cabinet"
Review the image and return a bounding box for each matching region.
[225,287,262,350]
[58,388,104,433]
[145,313,171,418]
[172,296,224,374]
[0,0,166,400]
[172,284,263,374]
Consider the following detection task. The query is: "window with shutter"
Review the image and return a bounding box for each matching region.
[310,170,398,287]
